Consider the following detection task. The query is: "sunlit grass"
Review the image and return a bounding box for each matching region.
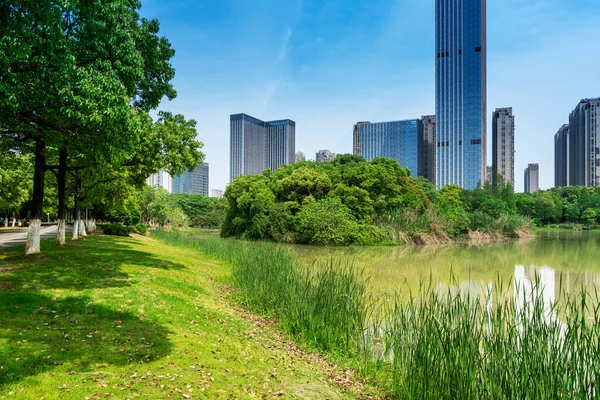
[154,229,600,399]
[0,235,368,399]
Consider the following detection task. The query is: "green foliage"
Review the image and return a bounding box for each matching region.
[295,198,361,245]
[100,224,130,236]
[134,223,147,236]
[0,152,33,213]
[171,194,225,228]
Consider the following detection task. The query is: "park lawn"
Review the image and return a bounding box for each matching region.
[0,235,373,399]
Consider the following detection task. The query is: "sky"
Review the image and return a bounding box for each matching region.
[139,0,600,192]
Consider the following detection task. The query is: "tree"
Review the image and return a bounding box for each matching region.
[0,1,183,254]
[0,152,33,226]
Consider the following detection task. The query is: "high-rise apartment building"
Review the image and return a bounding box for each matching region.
[172,164,209,196]
[554,98,600,187]
[435,0,487,189]
[524,163,539,193]
[316,150,336,164]
[555,124,569,187]
[353,119,424,178]
[230,114,295,182]
[211,189,224,199]
[421,115,437,184]
[146,171,172,193]
[492,107,515,187]
[485,165,492,184]
[295,152,306,162]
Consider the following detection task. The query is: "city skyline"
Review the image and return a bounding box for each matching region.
[139,0,600,192]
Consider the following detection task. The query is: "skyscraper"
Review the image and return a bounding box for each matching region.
[295,152,306,162]
[435,0,487,189]
[554,124,569,187]
[420,115,437,184]
[524,163,539,193]
[172,164,209,196]
[568,98,600,187]
[492,107,515,187]
[146,171,172,193]
[230,114,295,182]
[353,119,423,178]
[316,150,336,164]
[554,98,600,187]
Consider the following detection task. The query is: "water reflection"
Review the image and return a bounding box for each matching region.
[290,231,600,301]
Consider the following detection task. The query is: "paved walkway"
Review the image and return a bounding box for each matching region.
[0,225,72,250]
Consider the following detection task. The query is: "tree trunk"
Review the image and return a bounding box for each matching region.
[79,217,87,237]
[3,210,8,227]
[56,147,67,245]
[11,212,16,227]
[72,207,80,241]
[25,139,46,255]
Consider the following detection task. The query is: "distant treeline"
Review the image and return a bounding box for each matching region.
[221,155,534,245]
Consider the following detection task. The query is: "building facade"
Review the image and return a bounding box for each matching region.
[172,164,209,196]
[420,115,437,184]
[492,107,515,187]
[435,0,487,189]
[524,163,539,193]
[295,152,306,162]
[230,114,295,182]
[554,98,600,187]
[316,150,336,164]
[146,171,172,193]
[353,119,423,177]
[211,189,224,199]
[554,124,569,187]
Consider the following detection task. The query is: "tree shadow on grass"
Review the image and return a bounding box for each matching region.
[0,236,187,291]
[0,292,172,386]
[0,236,182,387]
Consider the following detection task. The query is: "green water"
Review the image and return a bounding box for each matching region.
[288,230,600,298]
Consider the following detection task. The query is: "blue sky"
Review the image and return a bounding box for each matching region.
[140,0,600,192]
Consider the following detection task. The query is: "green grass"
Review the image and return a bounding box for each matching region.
[0,235,374,399]
[153,229,600,399]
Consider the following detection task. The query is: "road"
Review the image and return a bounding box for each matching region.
[0,225,72,250]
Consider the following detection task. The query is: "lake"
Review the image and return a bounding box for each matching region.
[288,230,600,302]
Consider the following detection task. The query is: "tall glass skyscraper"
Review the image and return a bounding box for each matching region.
[435,0,487,189]
[172,164,209,196]
[230,114,295,182]
[353,119,422,177]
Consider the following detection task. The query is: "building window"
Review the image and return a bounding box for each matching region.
[475,46,481,52]
[471,139,481,145]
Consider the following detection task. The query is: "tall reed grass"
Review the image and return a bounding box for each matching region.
[153,229,600,399]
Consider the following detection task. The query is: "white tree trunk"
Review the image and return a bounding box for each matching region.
[3,213,8,228]
[79,218,87,237]
[88,218,96,233]
[11,213,16,227]
[25,219,41,255]
[57,219,66,245]
[72,215,80,241]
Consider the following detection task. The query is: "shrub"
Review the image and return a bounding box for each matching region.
[134,223,147,236]
[295,198,361,245]
[101,224,130,236]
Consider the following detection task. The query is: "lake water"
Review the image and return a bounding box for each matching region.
[288,231,600,302]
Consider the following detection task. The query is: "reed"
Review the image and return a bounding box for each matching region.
[153,229,600,399]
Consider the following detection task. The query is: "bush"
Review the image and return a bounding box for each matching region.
[101,224,130,236]
[295,198,361,245]
[134,223,147,235]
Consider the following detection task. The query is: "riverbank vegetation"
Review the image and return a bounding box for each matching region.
[222,155,533,245]
[0,235,373,399]
[154,229,600,399]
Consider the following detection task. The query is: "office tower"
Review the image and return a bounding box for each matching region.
[230,114,295,182]
[524,163,539,193]
[492,107,515,187]
[172,164,209,196]
[316,150,336,164]
[485,166,492,184]
[295,152,306,162]
[436,0,487,189]
[211,189,224,199]
[568,98,600,186]
[353,119,423,177]
[554,124,569,187]
[146,170,172,193]
[420,115,437,183]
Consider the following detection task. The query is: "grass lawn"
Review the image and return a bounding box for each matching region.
[0,235,375,399]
